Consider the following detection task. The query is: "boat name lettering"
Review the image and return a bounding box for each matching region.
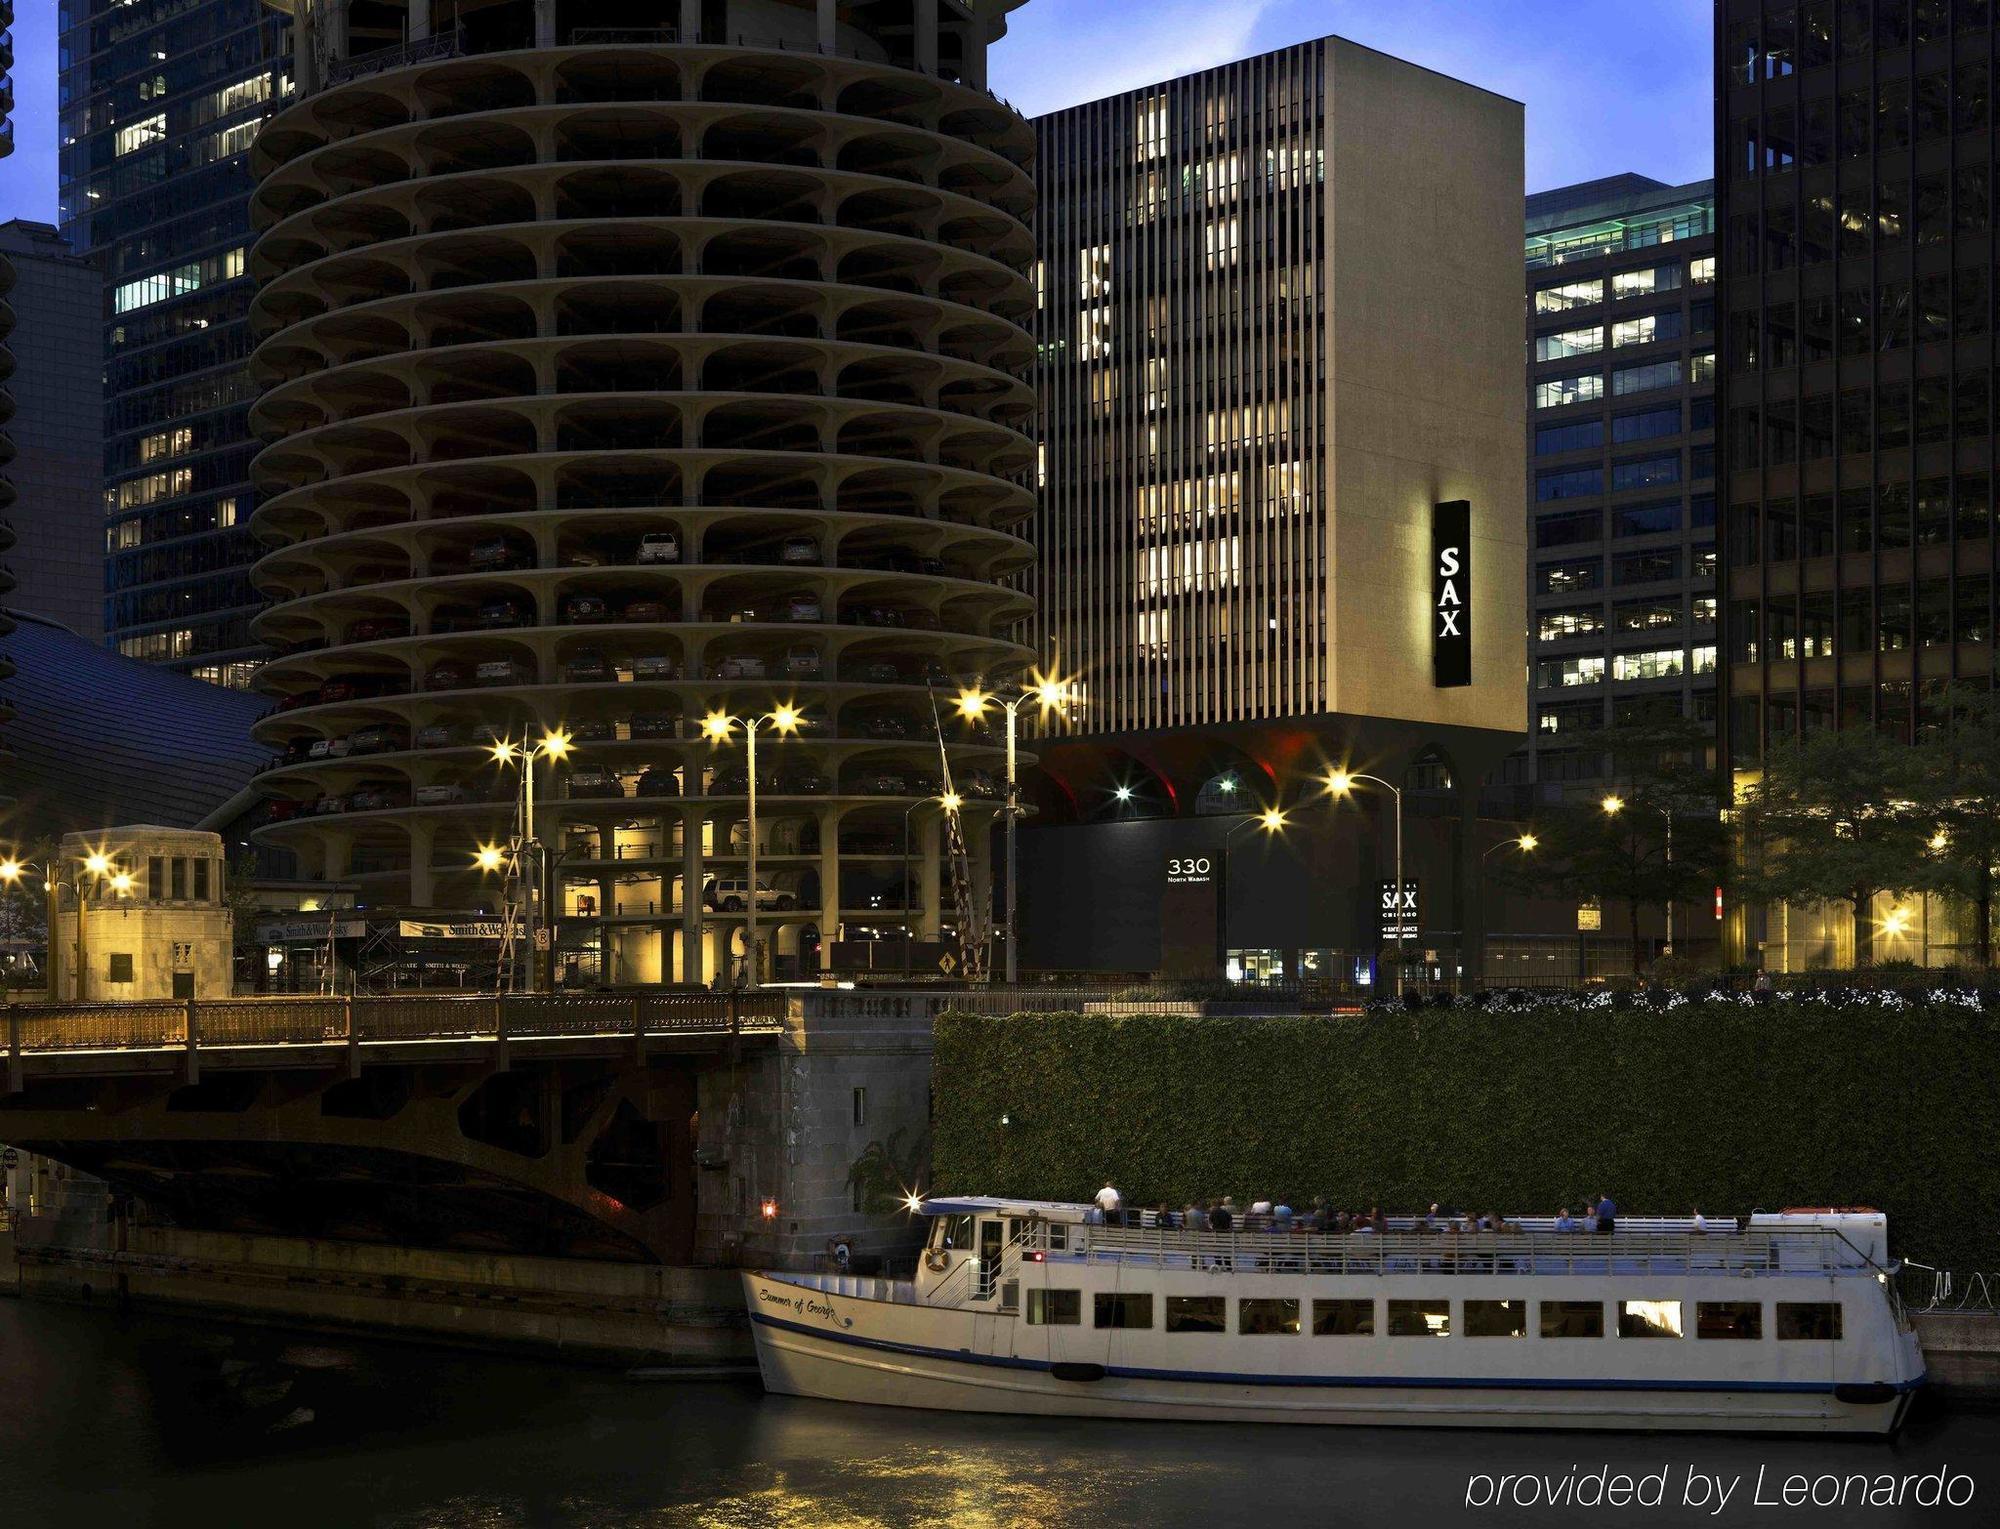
[758,1286,854,1329]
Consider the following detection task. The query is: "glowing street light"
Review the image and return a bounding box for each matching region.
[1600,794,1626,817]
[703,707,806,986]
[0,858,21,885]
[1884,907,1911,939]
[952,670,1075,983]
[473,844,506,874]
[1483,832,1538,861]
[488,726,581,992]
[1113,784,1134,803]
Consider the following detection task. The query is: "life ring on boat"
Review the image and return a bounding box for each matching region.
[925,1248,952,1273]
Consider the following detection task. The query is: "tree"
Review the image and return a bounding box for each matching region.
[0,835,57,992]
[1911,685,2000,969]
[1734,727,1935,967]
[1497,719,1727,970]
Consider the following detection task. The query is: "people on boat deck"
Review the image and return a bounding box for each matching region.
[1595,1193,1618,1234]
[1555,1207,1577,1233]
[1210,1200,1234,1232]
[1691,1208,1708,1234]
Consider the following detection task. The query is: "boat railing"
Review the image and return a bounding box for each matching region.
[1067,1225,1877,1279]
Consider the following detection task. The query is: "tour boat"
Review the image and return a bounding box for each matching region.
[744,1199,1925,1434]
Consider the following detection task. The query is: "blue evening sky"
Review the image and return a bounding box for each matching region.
[0,0,1712,227]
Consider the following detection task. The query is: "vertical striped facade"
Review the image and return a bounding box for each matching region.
[1033,43,1330,735]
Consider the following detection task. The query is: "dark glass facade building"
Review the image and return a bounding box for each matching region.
[58,0,287,685]
[1520,174,1720,789]
[1719,0,2000,763]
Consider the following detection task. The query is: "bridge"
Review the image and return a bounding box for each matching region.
[1,992,797,1265]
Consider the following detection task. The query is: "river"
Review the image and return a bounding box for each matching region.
[0,1299,1992,1527]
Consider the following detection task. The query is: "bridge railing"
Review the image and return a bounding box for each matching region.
[6,991,789,1055]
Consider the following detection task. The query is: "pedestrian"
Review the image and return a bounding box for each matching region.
[1595,1192,1617,1234]
[1096,1180,1123,1225]
[1753,969,1773,1003]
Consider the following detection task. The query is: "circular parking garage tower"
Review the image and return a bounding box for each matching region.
[245,0,1036,985]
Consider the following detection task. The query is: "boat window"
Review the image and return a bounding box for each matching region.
[1696,1301,1763,1340]
[1025,1289,1080,1326]
[1387,1299,1451,1337]
[1540,1300,1604,1338]
[1777,1302,1842,1340]
[1094,1293,1154,1330]
[934,1214,974,1250]
[1618,1299,1684,1338]
[1165,1296,1226,1334]
[1238,1298,1301,1336]
[1312,1298,1375,1336]
[1464,1299,1527,1338]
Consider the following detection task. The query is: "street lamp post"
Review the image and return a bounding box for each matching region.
[1327,769,1407,997]
[3,853,133,1001]
[1601,793,1674,958]
[489,727,573,992]
[703,706,803,987]
[1221,807,1287,981]
[1481,832,1539,862]
[955,673,1072,985]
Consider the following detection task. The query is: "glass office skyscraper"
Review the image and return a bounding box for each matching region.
[1719,0,2000,758]
[59,0,286,684]
[1520,174,1720,789]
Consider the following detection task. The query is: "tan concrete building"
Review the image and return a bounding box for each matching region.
[48,827,235,1001]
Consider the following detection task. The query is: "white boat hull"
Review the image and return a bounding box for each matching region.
[744,1273,1921,1435]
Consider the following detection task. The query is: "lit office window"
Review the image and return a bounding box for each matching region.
[1611,262,1685,299]
[1535,278,1603,313]
[1612,647,1687,681]
[1135,96,1168,159]
[1613,359,1685,395]
[1536,655,1607,688]
[1535,373,1604,410]
[114,114,166,155]
[1536,325,1604,361]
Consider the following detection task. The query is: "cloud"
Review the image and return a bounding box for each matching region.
[992,0,1280,117]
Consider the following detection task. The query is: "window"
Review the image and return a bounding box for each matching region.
[1540,559,1601,595]
[1541,1300,1604,1338]
[1613,360,1684,396]
[1238,1299,1301,1336]
[1537,655,1606,688]
[1615,548,1681,584]
[1613,647,1687,681]
[1536,278,1603,313]
[1618,1300,1684,1338]
[1539,700,1602,735]
[1614,501,1681,537]
[1690,255,1717,284]
[1611,263,1685,300]
[1464,1300,1527,1338]
[1777,1302,1842,1340]
[1611,310,1685,348]
[1612,454,1680,492]
[1387,1299,1451,1337]
[1615,600,1681,632]
[1094,1293,1154,1329]
[1537,467,1603,502]
[1537,510,1602,547]
[147,856,164,901]
[1535,373,1604,410]
[1164,1295,1226,1333]
[115,114,167,156]
[1312,1298,1374,1336]
[170,858,187,900]
[851,1087,867,1127]
[1536,326,1604,361]
[1539,607,1605,641]
[108,953,135,984]
[1026,1289,1080,1325]
[1613,406,1681,444]
[1536,419,1604,455]
[1697,1302,1763,1340]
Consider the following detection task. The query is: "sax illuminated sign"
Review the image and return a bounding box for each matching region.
[1432,499,1471,688]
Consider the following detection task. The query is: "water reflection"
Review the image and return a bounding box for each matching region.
[0,1300,1989,1529]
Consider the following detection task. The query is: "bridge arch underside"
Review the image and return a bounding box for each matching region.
[0,1055,704,1263]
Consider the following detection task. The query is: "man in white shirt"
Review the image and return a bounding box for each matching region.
[1095,1182,1123,1219]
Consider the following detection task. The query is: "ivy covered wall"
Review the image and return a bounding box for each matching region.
[932,1004,2000,1273]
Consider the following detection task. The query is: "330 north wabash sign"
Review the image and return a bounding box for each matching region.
[1432,499,1472,688]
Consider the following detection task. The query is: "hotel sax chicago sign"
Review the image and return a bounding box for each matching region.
[1432,499,1472,688]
